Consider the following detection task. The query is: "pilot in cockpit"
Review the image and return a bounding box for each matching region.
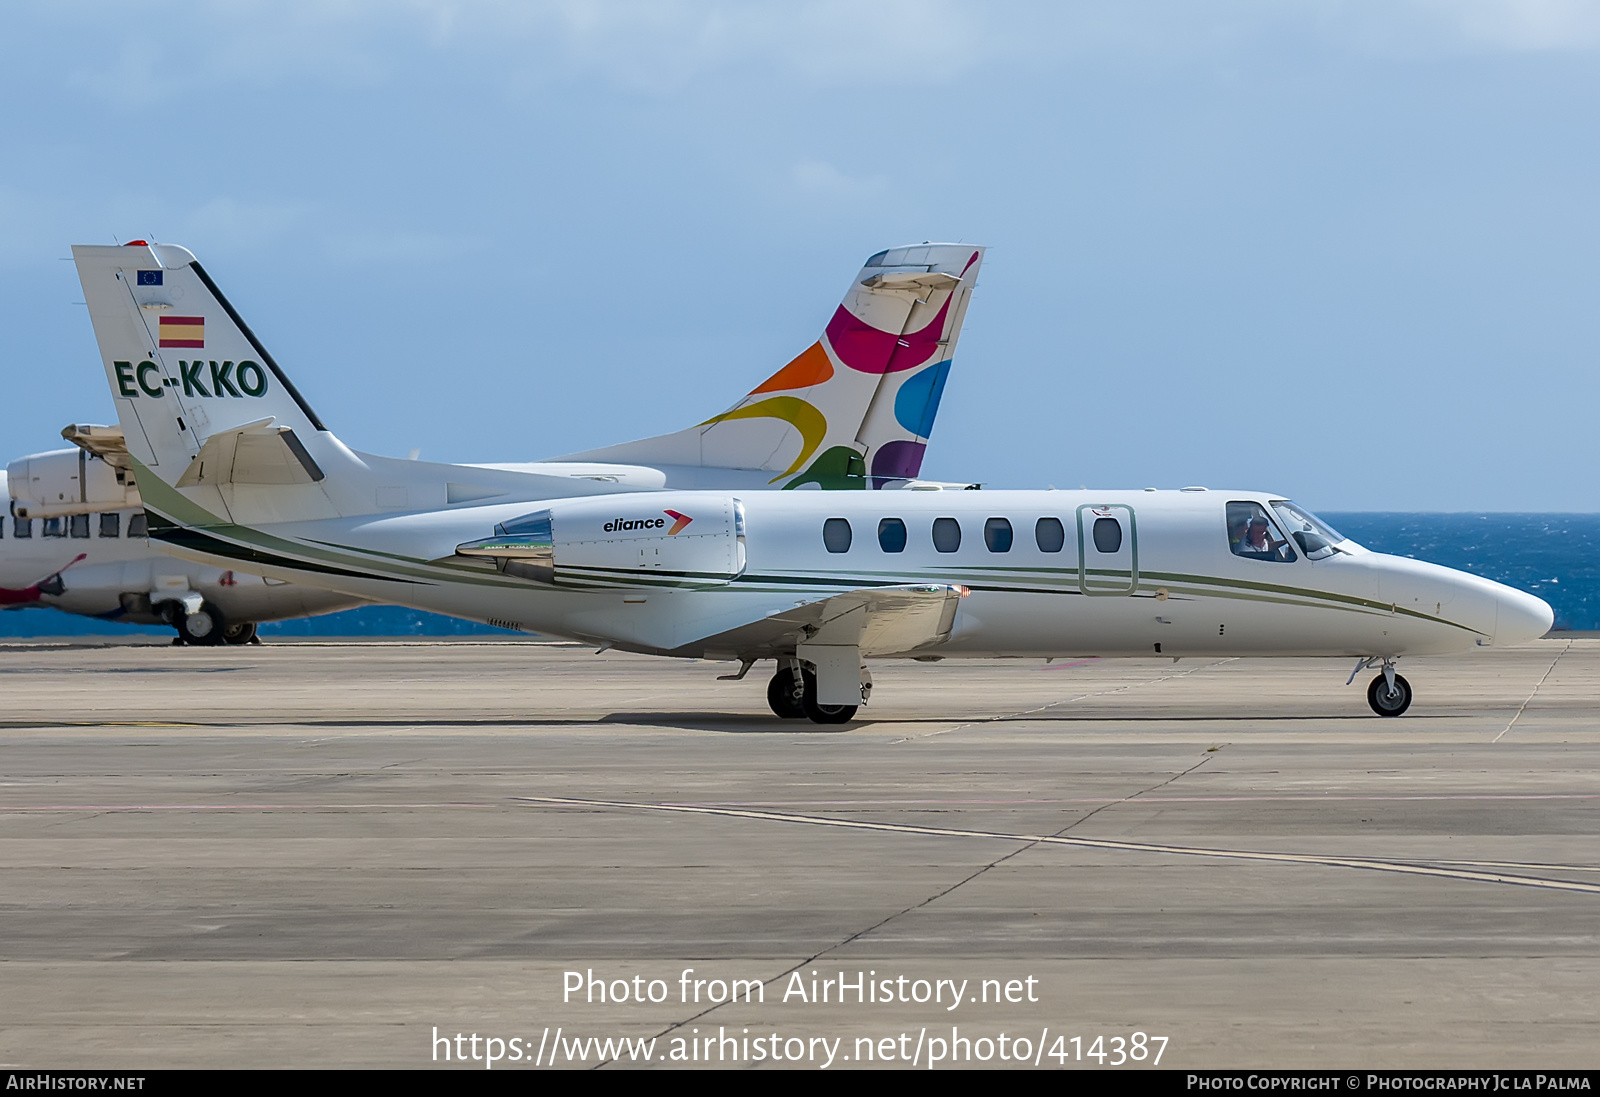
[1228,502,1295,562]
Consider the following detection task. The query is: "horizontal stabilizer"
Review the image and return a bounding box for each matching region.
[174,419,325,488]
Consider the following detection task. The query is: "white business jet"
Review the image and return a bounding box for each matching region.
[71,241,1552,720]
[7,243,983,642]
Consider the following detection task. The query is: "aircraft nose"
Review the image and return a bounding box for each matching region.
[1496,585,1554,647]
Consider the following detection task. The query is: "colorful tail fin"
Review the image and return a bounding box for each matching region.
[557,243,985,488]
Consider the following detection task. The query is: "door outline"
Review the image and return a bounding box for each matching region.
[1077,504,1138,595]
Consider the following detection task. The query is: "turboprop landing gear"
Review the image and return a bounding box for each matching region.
[171,601,226,646]
[767,665,806,719]
[222,621,259,646]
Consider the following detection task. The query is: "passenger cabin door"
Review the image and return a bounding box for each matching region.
[1077,504,1138,595]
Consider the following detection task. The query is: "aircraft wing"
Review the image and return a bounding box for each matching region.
[686,583,966,659]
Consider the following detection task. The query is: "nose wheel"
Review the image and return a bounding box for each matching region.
[1367,672,1413,717]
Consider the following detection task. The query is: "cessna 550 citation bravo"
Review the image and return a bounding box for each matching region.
[73,241,1552,720]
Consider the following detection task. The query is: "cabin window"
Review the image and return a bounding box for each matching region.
[823,518,852,553]
[1035,517,1065,553]
[878,518,907,553]
[70,514,90,538]
[43,517,65,538]
[932,517,961,553]
[127,513,148,538]
[984,517,1013,553]
[1092,516,1122,554]
[99,513,120,538]
[13,517,31,538]
[1226,501,1296,563]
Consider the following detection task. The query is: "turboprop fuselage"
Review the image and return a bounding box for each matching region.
[136,482,1554,662]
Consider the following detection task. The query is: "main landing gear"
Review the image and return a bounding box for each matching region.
[766,663,857,725]
[164,600,258,646]
[222,621,260,646]
[1351,656,1412,717]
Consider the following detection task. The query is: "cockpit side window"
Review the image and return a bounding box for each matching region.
[1226,501,1296,563]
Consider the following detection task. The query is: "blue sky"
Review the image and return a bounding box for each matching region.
[3,1,1598,510]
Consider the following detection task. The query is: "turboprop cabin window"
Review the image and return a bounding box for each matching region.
[43,517,65,538]
[13,517,30,538]
[1035,517,1065,553]
[1227,501,1296,563]
[1092,517,1122,554]
[100,513,120,538]
[70,514,89,538]
[127,514,147,538]
[823,518,852,553]
[878,518,907,553]
[932,517,961,553]
[984,518,1013,553]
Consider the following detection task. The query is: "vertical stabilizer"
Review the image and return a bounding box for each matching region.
[556,244,984,488]
[72,243,341,518]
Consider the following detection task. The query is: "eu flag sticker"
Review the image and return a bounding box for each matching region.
[136,270,163,286]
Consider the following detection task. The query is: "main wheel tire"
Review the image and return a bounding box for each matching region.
[767,668,807,719]
[222,621,258,646]
[1367,672,1413,717]
[178,601,226,646]
[801,668,857,725]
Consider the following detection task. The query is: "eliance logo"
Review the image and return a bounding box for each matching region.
[602,510,694,535]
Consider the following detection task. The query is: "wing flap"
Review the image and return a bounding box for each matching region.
[685,583,965,658]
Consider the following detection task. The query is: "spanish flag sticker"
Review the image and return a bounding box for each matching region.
[158,316,204,348]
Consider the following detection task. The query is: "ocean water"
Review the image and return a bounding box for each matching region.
[1,513,1594,637]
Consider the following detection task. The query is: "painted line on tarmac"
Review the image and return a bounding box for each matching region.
[516,794,1600,896]
[1495,639,1571,743]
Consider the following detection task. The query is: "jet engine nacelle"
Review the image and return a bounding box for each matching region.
[456,494,747,587]
[8,448,138,518]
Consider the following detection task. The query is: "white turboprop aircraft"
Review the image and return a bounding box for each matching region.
[7,242,983,642]
[72,241,1552,720]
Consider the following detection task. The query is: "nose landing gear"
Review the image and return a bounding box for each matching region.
[1366,671,1413,716]
[1351,656,1412,716]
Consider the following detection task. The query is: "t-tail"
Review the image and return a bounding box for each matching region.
[556,243,985,488]
[71,242,665,536]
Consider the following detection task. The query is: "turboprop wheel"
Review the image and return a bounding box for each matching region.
[1367,673,1413,717]
[766,669,807,719]
[177,602,226,646]
[801,668,857,725]
[222,621,258,646]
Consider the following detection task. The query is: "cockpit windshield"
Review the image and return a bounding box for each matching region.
[1270,501,1346,561]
